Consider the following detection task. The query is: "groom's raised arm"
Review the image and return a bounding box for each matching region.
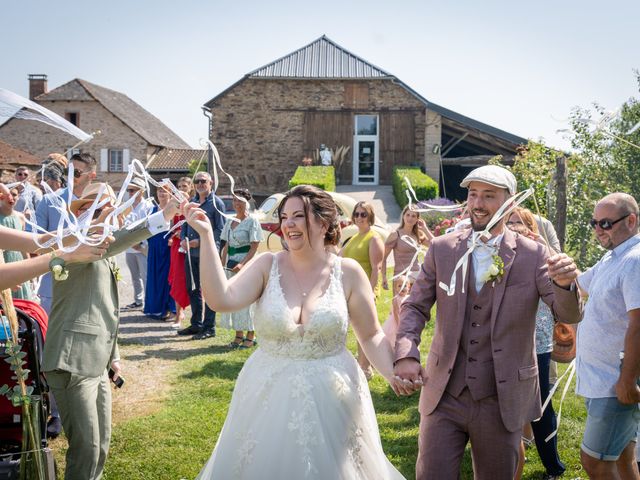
[395,241,438,364]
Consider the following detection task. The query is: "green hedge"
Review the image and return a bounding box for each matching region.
[288,166,336,191]
[392,167,438,208]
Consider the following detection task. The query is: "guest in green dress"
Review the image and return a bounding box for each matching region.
[220,189,263,349]
[0,186,34,300]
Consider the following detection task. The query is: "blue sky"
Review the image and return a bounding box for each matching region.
[2,0,638,150]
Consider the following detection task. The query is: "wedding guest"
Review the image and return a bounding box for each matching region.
[36,152,96,314]
[178,172,225,340]
[43,183,179,480]
[341,201,384,380]
[0,186,35,300]
[219,188,262,348]
[575,192,640,479]
[382,204,431,291]
[507,207,565,480]
[168,177,193,328]
[144,184,176,320]
[121,176,154,311]
[13,166,42,219]
[394,165,581,479]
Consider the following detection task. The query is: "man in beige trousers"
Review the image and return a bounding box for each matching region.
[394,165,582,479]
[42,183,179,480]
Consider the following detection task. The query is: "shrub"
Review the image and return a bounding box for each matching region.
[392,167,438,208]
[288,166,336,192]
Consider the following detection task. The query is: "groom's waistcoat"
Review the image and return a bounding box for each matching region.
[446,275,496,400]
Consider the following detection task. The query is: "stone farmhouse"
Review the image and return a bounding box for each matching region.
[204,35,526,200]
[0,75,195,186]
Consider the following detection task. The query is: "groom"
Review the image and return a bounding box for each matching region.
[393,165,582,479]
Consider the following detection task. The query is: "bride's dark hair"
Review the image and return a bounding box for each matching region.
[277,185,341,246]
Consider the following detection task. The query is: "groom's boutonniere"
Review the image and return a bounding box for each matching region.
[480,254,504,287]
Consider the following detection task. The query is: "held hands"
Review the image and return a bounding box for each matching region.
[61,235,114,264]
[547,253,579,288]
[392,358,425,396]
[161,196,183,222]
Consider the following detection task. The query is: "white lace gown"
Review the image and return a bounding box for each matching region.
[196,255,405,479]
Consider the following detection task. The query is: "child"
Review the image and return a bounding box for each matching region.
[382,274,413,351]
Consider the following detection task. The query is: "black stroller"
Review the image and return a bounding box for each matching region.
[0,301,56,479]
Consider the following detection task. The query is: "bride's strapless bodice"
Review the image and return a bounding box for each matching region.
[253,254,349,359]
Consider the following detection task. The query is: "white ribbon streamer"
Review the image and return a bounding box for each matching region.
[390,234,428,292]
[539,358,576,442]
[403,177,466,213]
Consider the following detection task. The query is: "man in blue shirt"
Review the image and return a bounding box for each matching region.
[35,152,97,314]
[178,171,225,339]
[576,192,640,479]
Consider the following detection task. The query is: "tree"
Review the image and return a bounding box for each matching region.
[505,74,640,269]
[187,157,207,176]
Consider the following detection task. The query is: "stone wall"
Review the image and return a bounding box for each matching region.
[0,100,148,188]
[209,78,428,194]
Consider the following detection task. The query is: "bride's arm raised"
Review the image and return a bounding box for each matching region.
[183,203,270,312]
[342,258,401,394]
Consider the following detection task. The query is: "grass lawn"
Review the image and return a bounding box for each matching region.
[101,278,588,479]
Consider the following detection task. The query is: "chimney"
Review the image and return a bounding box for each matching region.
[28,74,48,100]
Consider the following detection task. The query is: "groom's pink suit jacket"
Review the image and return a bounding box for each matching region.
[395,228,581,432]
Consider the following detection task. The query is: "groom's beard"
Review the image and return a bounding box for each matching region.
[470,209,492,231]
[470,211,504,234]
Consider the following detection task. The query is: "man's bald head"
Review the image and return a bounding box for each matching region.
[597,193,639,224]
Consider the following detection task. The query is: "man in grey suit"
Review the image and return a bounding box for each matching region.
[394,165,582,479]
[42,183,179,480]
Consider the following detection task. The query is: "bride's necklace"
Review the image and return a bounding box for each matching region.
[289,253,329,298]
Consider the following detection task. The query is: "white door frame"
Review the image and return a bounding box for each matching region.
[352,115,379,185]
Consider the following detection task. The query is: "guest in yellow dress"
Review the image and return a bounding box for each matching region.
[340,201,383,379]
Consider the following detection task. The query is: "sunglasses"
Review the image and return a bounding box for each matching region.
[15,172,28,177]
[589,214,629,230]
[126,189,139,194]
[73,169,89,178]
[353,212,368,219]
[194,179,209,184]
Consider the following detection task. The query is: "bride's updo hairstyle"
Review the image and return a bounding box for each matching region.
[277,185,341,246]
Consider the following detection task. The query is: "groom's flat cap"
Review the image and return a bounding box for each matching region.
[460,165,517,195]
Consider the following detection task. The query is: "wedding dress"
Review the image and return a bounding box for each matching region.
[196,254,405,479]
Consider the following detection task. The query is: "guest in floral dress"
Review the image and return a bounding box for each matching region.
[219,189,262,349]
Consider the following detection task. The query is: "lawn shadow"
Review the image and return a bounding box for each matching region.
[123,344,234,362]
[181,358,246,382]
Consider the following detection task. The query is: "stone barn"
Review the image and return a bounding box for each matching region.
[203,35,526,200]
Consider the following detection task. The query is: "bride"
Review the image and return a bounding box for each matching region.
[183,185,406,479]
